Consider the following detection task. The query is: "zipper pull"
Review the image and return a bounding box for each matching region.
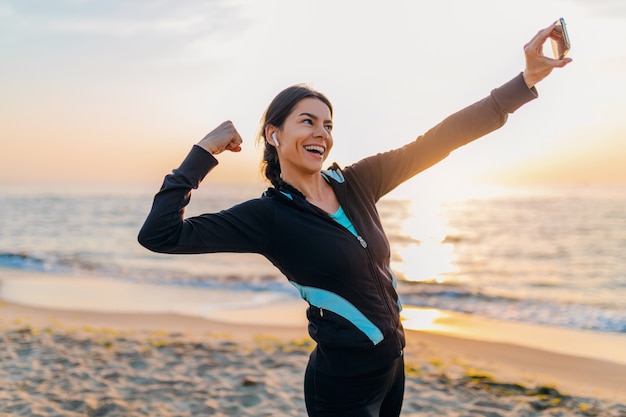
[357,235,367,248]
[320,308,324,317]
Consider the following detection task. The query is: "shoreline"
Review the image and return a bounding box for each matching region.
[2,271,626,363]
[2,270,626,409]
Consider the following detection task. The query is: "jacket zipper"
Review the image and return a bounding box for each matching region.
[321,202,398,321]
[278,187,398,333]
[336,204,401,347]
[357,230,397,319]
[356,232,404,354]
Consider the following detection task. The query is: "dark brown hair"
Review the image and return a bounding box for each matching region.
[257,84,333,188]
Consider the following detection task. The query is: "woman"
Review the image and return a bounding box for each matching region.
[138,23,571,417]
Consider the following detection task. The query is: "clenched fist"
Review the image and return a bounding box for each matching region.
[197,121,243,155]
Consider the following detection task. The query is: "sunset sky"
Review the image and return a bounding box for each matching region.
[1,0,625,188]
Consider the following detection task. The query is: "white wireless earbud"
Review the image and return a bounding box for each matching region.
[272,132,280,147]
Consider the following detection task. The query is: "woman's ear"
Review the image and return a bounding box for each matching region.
[265,126,280,147]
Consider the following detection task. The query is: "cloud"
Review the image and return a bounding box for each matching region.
[1,0,248,38]
[42,15,207,37]
[178,34,244,64]
[0,0,253,72]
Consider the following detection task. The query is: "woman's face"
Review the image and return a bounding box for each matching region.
[275,97,333,176]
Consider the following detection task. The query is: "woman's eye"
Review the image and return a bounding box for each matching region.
[325,125,333,132]
[303,119,313,125]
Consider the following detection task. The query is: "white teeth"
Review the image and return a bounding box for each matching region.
[304,145,325,155]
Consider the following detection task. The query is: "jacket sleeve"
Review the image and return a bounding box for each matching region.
[137,145,273,254]
[347,73,538,201]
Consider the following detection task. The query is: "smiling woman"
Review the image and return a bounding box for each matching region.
[254,85,335,200]
[264,97,335,206]
[137,21,571,416]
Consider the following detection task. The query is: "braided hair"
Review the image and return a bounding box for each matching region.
[257,85,333,188]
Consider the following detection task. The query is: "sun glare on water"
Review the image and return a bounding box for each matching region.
[393,242,455,283]
[388,182,518,284]
[400,307,449,332]
[389,195,458,284]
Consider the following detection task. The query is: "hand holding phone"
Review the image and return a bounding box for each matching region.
[550,18,571,59]
[522,20,572,87]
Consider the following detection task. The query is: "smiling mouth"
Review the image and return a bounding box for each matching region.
[304,145,325,157]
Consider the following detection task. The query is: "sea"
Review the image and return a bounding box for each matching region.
[1,182,625,336]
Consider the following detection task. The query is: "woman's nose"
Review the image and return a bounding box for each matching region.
[314,125,330,140]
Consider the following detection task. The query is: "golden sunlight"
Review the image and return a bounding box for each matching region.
[390,196,457,283]
[393,242,455,283]
[400,307,448,332]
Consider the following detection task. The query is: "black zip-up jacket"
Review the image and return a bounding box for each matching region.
[138,73,537,376]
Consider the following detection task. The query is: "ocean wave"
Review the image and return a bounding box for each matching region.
[0,250,296,295]
[397,282,626,334]
[0,251,55,271]
[2,250,625,335]
[0,251,105,274]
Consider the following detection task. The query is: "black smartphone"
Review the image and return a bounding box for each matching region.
[550,18,571,59]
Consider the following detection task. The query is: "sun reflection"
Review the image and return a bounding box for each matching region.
[393,241,455,283]
[387,197,459,283]
[400,307,449,331]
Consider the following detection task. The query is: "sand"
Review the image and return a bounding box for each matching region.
[1,273,626,416]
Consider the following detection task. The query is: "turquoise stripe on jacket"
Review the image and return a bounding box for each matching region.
[290,281,384,345]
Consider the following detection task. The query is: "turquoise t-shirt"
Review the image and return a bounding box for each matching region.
[281,188,359,238]
[329,206,358,237]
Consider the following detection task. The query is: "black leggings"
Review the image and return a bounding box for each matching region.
[304,355,405,417]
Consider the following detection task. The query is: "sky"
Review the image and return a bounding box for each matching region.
[1,0,625,189]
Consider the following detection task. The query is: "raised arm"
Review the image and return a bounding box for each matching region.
[138,122,273,255]
[349,22,572,200]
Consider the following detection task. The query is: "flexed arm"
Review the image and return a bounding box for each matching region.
[138,121,272,255]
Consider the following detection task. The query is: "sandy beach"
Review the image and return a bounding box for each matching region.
[1,272,626,416]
